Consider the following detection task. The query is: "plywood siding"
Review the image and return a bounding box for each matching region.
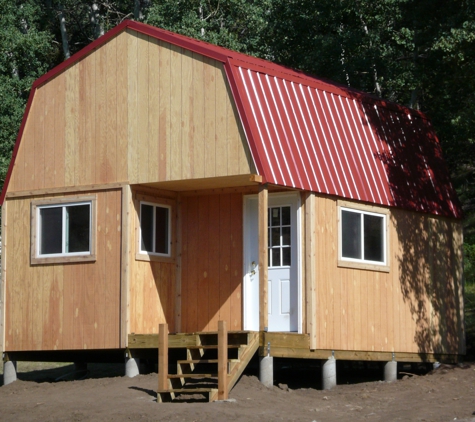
[310,195,464,354]
[7,30,253,195]
[4,190,121,351]
[127,189,176,335]
[180,193,243,333]
[126,30,254,184]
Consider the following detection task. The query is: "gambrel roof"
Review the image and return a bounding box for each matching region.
[0,20,461,218]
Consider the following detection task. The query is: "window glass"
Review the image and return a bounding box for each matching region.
[140,204,154,252]
[155,206,169,254]
[140,202,171,256]
[364,214,383,262]
[268,205,292,268]
[67,205,90,253]
[282,247,291,266]
[40,207,62,255]
[342,210,361,259]
[341,207,386,265]
[38,201,91,257]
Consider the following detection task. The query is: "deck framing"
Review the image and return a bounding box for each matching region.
[128,331,460,363]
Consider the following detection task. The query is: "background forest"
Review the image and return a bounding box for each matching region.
[0,0,474,286]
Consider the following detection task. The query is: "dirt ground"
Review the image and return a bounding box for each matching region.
[1,359,475,422]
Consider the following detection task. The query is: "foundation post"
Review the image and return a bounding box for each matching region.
[259,341,273,388]
[125,350,140,378]
[3,359,17,385]
[384,355,397,382]
[322,354,337,390]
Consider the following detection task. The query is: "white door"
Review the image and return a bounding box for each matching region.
[243,193,300,332]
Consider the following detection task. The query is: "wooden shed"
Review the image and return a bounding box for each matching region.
[0,20,464,395]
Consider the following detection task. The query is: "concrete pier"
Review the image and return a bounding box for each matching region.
[3,360,17,386]
[125,357,140,378]
[384,360,398,382]
[322,356,337,390]
[259,355,274,388]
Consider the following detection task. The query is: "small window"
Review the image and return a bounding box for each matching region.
[31,196,96,264]
[268,206,291,268]
[139,202,171,257]
[338,202,389,271]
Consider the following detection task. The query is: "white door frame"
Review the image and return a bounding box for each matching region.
[243,192,302,332]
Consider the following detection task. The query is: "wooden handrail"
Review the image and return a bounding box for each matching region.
[158,323,168,392]
[218,320,228,400]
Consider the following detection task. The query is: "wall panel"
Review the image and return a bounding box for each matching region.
[6,30,253,196]
[4,189,122,351]
[312,195,464,355]
[180,192,243,333]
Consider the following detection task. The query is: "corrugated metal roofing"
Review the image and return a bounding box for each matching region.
[0,20,462,219]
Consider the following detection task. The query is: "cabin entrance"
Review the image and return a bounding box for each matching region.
[243,193,301,332]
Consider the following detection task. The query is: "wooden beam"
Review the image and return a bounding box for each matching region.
[258,184,268,331]
[128,333,199,348]
[217,320,228,400]
[305,193,317,349]
[175,194,183,333]
[258,346,455,363]
[5,182,126,199]
[120,186,132,348]
[158,323,168,392]
[0,201,7,354]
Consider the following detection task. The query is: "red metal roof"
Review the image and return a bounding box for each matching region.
[0,20,462,219]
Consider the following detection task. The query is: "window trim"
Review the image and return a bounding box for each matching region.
[337,200,390,272]
[135,193,175,263]
[31,195,97,265]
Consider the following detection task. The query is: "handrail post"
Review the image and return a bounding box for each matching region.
[158,323,168,392]
[218,320,228,400]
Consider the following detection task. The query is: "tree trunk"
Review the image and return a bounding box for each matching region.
[90,3,104,39]
[58,5,70,60]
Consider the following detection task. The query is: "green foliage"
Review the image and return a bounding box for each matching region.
[146,0,272,57]
[465,243,475,285]
[0,0,54,187]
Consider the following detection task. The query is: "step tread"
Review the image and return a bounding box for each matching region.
[187,345,240,349]
[158,388,217,394]
[168,373,217,379]
[177,359,239,364]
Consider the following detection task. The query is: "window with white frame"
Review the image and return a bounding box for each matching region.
[339,204,388,269]
[31,196,96,263]
[139,202,171,256]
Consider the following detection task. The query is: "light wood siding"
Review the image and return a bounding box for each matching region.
[310,195,464,354]
[126,30,253,184]
[180,193,243,333]
[127,189,176,335]
[7,30,253,195]
[4,190,121,351]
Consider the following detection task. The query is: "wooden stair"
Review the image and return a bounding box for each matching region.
[157,323,259,403]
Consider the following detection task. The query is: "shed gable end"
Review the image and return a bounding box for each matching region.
[6,29,254,196]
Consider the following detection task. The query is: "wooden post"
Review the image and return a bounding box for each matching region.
[258,184,268,331]
[158,323,168,392]
[218,320,228,400]
[305,192,317,350]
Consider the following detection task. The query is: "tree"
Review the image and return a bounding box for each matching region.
[146,0,271,57]
[0,0,54,187]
